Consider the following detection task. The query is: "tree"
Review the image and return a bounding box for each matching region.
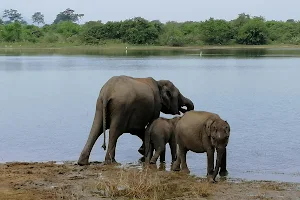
[53,8,84,24]
[119,17,160,44]
[32,12,45,26]
[201,18,233,44]
[237,18,269,45]
[1,22,22,42]
[231,13,250,40]
[158,21,185,46]
[2,9,25,24]
[0,18,3,25]
[56,21,81,38]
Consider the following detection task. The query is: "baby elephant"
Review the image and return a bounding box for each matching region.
[144,116,181,164]
[171,111,230,183]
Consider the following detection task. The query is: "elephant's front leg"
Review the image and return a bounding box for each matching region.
[104,127,122,165]
[219,148,228,177]
[206,148,215,177]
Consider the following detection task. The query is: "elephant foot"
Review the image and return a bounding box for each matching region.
[171,163,180,171]
[207,175,217,183]
[181,168,190,174]
[139,156,145,163]
[150,159,157,164]
[158,163,166,171]
[103,158,119,165]
[219,169,228,177]
[138,146,145,155]
[77,157,89,166]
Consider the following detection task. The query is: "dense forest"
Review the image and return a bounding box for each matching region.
[0,8,300,46]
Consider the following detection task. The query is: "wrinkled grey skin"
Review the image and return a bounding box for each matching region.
[171,111,230,183]
[77,75,194,166]
[144,116,182,164]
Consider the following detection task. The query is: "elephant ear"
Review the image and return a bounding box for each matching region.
[205,119,214,137]
[224,120,230,135]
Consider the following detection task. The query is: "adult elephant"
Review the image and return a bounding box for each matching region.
[77,75,194,165]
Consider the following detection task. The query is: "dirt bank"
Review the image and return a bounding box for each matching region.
[0,161,299,200]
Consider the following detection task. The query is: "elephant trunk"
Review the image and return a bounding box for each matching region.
[179,93,194,113]
[212,147,225,181]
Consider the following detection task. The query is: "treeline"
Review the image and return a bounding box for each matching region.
[1,8,300,46]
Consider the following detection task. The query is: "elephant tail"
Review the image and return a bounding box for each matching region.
[101,98,108,151]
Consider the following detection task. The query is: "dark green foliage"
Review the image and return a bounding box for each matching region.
[56,21,81,38]
[158,22,185,46]
[230,13,250,40]
[1,22,22,42]
[22,25,43,42]
[119,17,160,44]
[81,17,161,45]
[201,18,233,44]
[237,17,269,45]
[1,9,300,46]
[81,24,107,44]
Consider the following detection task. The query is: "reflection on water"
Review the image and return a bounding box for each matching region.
[0,49,300,183]
[1,47,300,58]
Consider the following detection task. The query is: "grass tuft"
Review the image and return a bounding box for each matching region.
[96,167,211,200]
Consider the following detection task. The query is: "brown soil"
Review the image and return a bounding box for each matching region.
[0,161,299,200]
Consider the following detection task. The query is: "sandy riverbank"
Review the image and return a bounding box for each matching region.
[0,161,299,200]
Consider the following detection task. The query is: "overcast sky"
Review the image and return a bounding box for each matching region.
[1,0,299,24]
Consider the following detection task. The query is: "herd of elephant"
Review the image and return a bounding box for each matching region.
[77,75,231,183]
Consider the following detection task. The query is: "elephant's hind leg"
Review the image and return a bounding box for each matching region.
[104,126,122,165]
[171,143,182,171]
[159,149,166,163]
[78,100,104,166]
[179,147,189,174]
[150,147,165,164]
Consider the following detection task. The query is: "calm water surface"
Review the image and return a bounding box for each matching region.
[0,49,300,183]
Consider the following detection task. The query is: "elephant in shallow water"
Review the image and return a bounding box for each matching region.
[77,75,194,165]
[144,116,182,164]
[171,110,230,183]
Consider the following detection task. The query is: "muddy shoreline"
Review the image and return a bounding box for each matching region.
[0,161,299,200]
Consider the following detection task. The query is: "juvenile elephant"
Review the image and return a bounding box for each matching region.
[171,111,230,183]
[77,75,194,165]
[144,116,181,164]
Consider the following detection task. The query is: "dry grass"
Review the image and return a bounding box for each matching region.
[96,167,211,200]
[260,182,285,191]
[1,162,299,200]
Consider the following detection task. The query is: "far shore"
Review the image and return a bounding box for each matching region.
[1,43,300,51]
[1,161,299,200]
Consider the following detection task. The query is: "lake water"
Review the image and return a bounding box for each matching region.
[0,48,300,183]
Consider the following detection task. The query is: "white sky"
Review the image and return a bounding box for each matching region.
[1,0,300,24]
